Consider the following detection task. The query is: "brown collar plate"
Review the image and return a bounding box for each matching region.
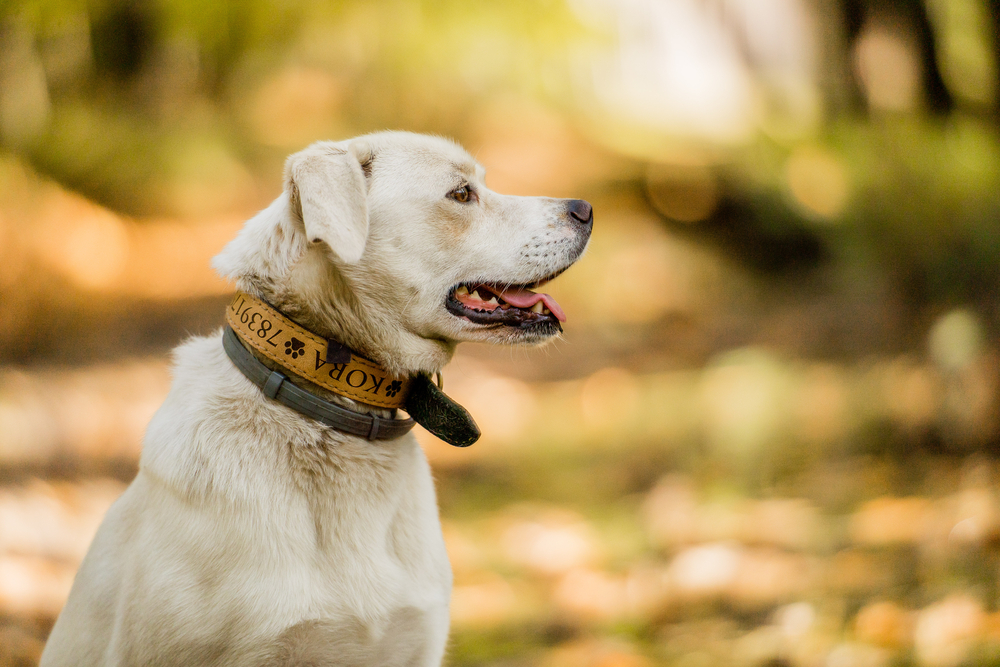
[226,291,412,409]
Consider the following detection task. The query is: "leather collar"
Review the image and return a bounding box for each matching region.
[223,326,415,440]
[223,291,481,447]
[227,292,412,409]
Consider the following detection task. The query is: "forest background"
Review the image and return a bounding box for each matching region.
[2,1,1000,665]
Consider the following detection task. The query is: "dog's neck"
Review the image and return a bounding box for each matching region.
[227,290,413,406]
[224,195,457,378]
[225,289,481,448]
[262,271,457,378]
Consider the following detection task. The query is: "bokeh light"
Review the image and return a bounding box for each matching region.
[2,1,1000,665]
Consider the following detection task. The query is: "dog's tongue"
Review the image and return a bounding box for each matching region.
[498,286,567,322]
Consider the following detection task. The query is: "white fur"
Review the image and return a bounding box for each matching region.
[40,132,590,666]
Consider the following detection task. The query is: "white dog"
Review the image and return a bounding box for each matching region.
[40,131,593,666]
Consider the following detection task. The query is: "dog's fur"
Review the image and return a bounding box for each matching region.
[40,132,591,667]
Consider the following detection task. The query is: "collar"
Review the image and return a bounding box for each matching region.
[227,291,412,409]
[223,326,415,440]
[224,291,480,447]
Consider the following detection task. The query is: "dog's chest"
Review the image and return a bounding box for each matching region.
[272,436,451,603]
[161,448,452,666]
[236,474,451,666]
[263,606,433,666]
[131,348,453,664]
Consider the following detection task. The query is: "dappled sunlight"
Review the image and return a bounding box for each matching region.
[246,66,348,149]
[2,0,1000,664]
[501,507,601,576]
[470,97,617,198]
[0,479,124,617]
[574,0,757,143]
[855,601,915,649]
[854,27,922,113]
[698,348,792,461]
[552,567,633,622]
[450,573,523,630]
[926,0,999,108]
[0,479,125,563]
[540,637,651,667]
[0,160,242,300]
[785,146,850,221]
[0,360,169,464]
[0,555,75,618]
[579,367,641,432]
[914,595,986,667]
[37,196,130,289]
[4,351,1000,663]
[644,161,718,224]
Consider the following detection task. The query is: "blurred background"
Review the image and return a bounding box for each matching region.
[1,0,999,665]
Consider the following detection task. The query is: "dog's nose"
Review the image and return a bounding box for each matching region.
[566,199,593,226]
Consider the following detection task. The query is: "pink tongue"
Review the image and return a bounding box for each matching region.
[498,286,567,322]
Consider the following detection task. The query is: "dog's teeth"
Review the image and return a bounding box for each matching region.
[456,286,469,296]
[543,306,551,315]
[471,290,482,301]
[530,302,544,314]
[486,297,498,305]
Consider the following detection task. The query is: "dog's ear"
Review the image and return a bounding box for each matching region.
[285,140,372,264]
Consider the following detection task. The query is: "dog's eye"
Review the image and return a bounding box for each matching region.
[450,185,472,203]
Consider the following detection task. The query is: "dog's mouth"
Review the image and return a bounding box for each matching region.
[445,271,567,330]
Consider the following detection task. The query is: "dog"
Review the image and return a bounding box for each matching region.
[39,131,593,666]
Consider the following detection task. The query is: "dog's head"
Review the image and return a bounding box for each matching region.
[214,132,592,374]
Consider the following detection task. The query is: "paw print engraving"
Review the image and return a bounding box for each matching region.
[385,380,403,397]
[284,338,305,359]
